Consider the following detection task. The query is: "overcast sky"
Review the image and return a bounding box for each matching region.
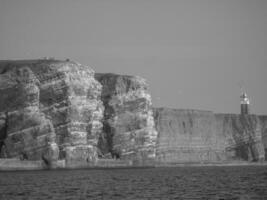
[0,0,266,114]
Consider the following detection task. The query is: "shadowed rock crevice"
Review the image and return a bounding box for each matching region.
[96,91,116,157]
[0,112,8,158]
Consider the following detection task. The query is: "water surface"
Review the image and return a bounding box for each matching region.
[0,166,267,199]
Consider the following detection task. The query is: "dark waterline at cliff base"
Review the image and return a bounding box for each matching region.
[0,166,267,200]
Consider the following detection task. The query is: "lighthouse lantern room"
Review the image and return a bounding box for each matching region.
[240,92,250,115]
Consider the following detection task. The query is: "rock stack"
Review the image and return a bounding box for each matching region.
[0,60,104,168]
[95,74,158,165]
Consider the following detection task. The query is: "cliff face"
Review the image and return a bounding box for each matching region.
[154,108,265,163]
[0,66,58,167]
[215,114,265,162]
[95,73,158,165]
[259,116,267,160]
[154,108,227,163]
[0,61,158,167]
[0,60,103,167]
[0,59,266,168]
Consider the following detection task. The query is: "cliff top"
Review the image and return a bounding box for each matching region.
[154,107,213,113]
[0,59,87,73]
[95,73,148,96]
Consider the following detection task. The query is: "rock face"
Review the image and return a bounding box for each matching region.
[0,59,266,168]
[0,66,57,168]
[154,108,266,163]
[259,116,267,160]
[0,60,103,167]
[215,114,265,162]
[154,108,226,163]
[95,73,158,165]
[0,60,158,167]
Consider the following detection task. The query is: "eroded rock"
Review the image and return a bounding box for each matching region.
[0,66,57,163]
[154,108,266,163]
[0,59,266,168]
[95,73,158,165]
[0,60,103,166]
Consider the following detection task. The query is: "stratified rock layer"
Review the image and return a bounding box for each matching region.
[259,115,267,160]
[0,59,266,168]
[154,108,266,164]
[95,73,158,165]
[215,114,265,162]
[0,60,103,167]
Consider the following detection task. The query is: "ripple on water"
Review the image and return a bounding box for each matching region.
[0,166,267,199]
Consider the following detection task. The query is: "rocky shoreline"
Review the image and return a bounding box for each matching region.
[1,158,267,171]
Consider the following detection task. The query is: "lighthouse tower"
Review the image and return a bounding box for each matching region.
[240,92,250,115]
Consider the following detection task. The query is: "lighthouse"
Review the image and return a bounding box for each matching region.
[240,92,250,115]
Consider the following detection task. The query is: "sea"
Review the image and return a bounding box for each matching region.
[0,166,267,200]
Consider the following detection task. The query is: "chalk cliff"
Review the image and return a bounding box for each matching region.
[0,60,103,167]
[154,108,266,164]
[95,73,158,165]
